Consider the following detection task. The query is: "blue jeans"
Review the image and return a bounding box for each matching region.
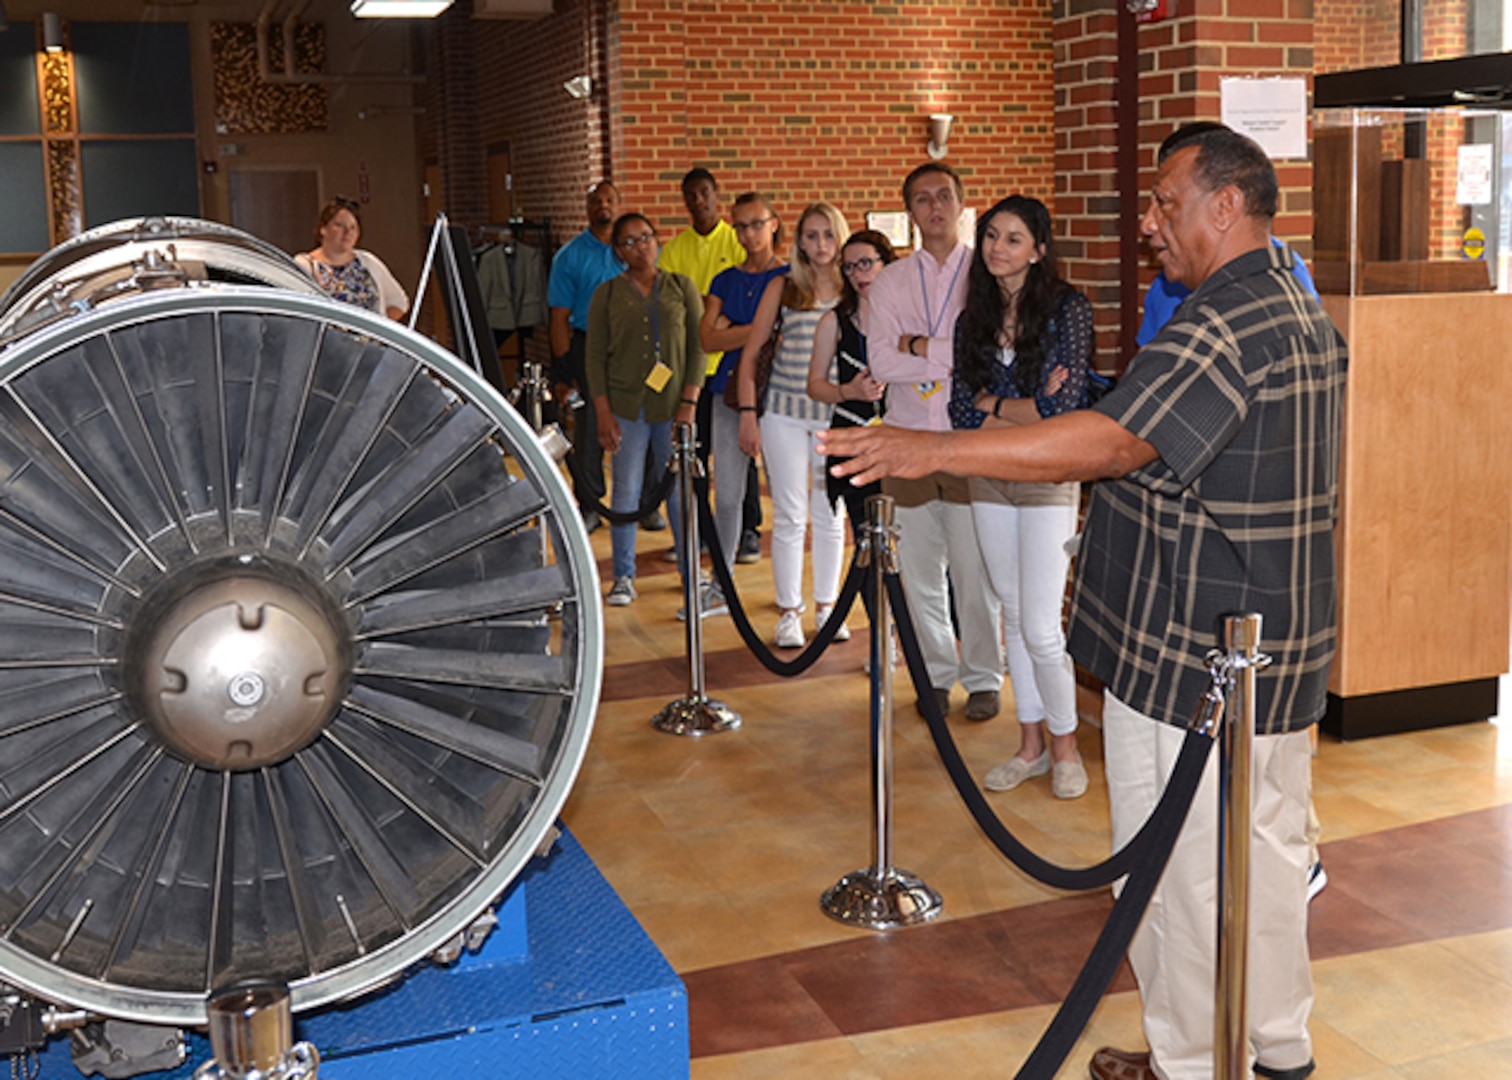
[609,409,684,581]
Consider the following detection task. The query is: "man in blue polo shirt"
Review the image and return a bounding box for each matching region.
[549,180,666,533]
[1136,235,1318,346]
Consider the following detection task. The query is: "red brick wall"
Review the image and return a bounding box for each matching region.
[1053,0,1121,362]
[421,0,1060,313]
[424,0,613,241]
[1314,0,1397,75]
[1137,0,1315,244]
[425,0,489,228]
[611,0,1058,253]
[1425,4,1469,259]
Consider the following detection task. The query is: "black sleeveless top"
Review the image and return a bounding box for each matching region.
[825,314,884,509]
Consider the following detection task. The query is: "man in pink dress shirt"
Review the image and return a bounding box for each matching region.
[866,163,1003,720]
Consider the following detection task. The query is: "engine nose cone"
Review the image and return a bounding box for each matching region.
[140,577,346,769]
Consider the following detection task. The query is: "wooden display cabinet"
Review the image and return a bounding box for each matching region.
[1313,109,1511,738]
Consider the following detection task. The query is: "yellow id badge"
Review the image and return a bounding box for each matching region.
[645,361,673,393]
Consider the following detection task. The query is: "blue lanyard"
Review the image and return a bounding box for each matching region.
[917,249,966,337]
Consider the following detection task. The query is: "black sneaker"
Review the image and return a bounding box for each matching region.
[736,529,761,564]
[640,509,668,531]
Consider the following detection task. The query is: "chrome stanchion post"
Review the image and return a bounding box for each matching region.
[512,358,563,571]
[518,357,547,434]
[819,494,942,930]
[1213,612,1269,1080]
[652,421,741,736]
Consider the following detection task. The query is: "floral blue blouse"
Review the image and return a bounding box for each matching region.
[948,288,1095,430]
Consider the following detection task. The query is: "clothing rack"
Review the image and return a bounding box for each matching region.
[473,218,553,369]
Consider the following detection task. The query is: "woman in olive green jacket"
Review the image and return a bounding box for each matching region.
[585,212,706,607]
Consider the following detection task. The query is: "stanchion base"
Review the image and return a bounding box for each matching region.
[819,867,943,930]
[651,696,742,737]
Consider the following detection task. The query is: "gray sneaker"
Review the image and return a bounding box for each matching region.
[677,580,728,621]
[606,576,637,606]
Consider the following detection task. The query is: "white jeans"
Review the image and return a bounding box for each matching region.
[759,411,845,611]
[709,396,749,575]
[885,474,1003,694]
[1104,693,1314,1080]
[972,498,1079,735]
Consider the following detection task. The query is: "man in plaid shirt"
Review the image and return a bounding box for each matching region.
[820,122,1345,1080]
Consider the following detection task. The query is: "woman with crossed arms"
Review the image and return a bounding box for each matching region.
[949,194,1095,800]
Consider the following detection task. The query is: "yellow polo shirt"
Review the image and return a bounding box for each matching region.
[656,220,746,296]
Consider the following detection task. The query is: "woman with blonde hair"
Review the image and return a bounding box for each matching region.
[735,202,849,649]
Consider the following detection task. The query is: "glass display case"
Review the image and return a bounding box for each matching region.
[1312,106,1510,295]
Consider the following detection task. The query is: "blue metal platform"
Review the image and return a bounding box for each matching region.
[32,829,688,1079]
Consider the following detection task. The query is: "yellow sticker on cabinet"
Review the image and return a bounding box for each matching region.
[1464,227,1486,260]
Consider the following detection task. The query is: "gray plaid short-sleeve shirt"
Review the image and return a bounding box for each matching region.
[1068,243,1347,734]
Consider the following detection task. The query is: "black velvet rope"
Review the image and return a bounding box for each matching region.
[562,450,679,527]
[695,474,864,677]
[886,573,1212,891]
[884,573,1214,1080]
[1014,729,1208,1080]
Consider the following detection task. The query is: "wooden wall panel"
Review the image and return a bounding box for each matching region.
[1325,293,1512,697]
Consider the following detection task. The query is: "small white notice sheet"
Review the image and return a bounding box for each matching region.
[1220,77,1308,159]
[1457,143,1493,205]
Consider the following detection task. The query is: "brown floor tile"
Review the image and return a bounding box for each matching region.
[1314,805,1512,940]
[685,956,843,1057]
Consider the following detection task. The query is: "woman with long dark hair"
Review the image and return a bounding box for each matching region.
[949,194,1094,799]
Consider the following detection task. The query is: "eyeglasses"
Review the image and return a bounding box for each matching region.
[842,257,882,275]
[619,233,655,250]
[332,195,361,211]
[909,188,958,210]
[733,217,774,233]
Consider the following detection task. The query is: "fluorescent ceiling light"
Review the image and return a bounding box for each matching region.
[350,0,455,16]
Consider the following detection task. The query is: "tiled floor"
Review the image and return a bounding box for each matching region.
[558,510,1512,1079]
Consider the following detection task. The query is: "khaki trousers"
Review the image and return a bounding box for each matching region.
[1103,692,1315,1080]
[882,472,1003,694]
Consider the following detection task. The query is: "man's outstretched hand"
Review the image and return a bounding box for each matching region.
[816,426,948,486]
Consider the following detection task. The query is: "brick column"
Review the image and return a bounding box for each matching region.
[1055,0,1316,363]
[433,0,488,228]
[1053,0,1123,366]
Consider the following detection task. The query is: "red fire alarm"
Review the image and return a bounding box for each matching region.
[1131,0,1170,23]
